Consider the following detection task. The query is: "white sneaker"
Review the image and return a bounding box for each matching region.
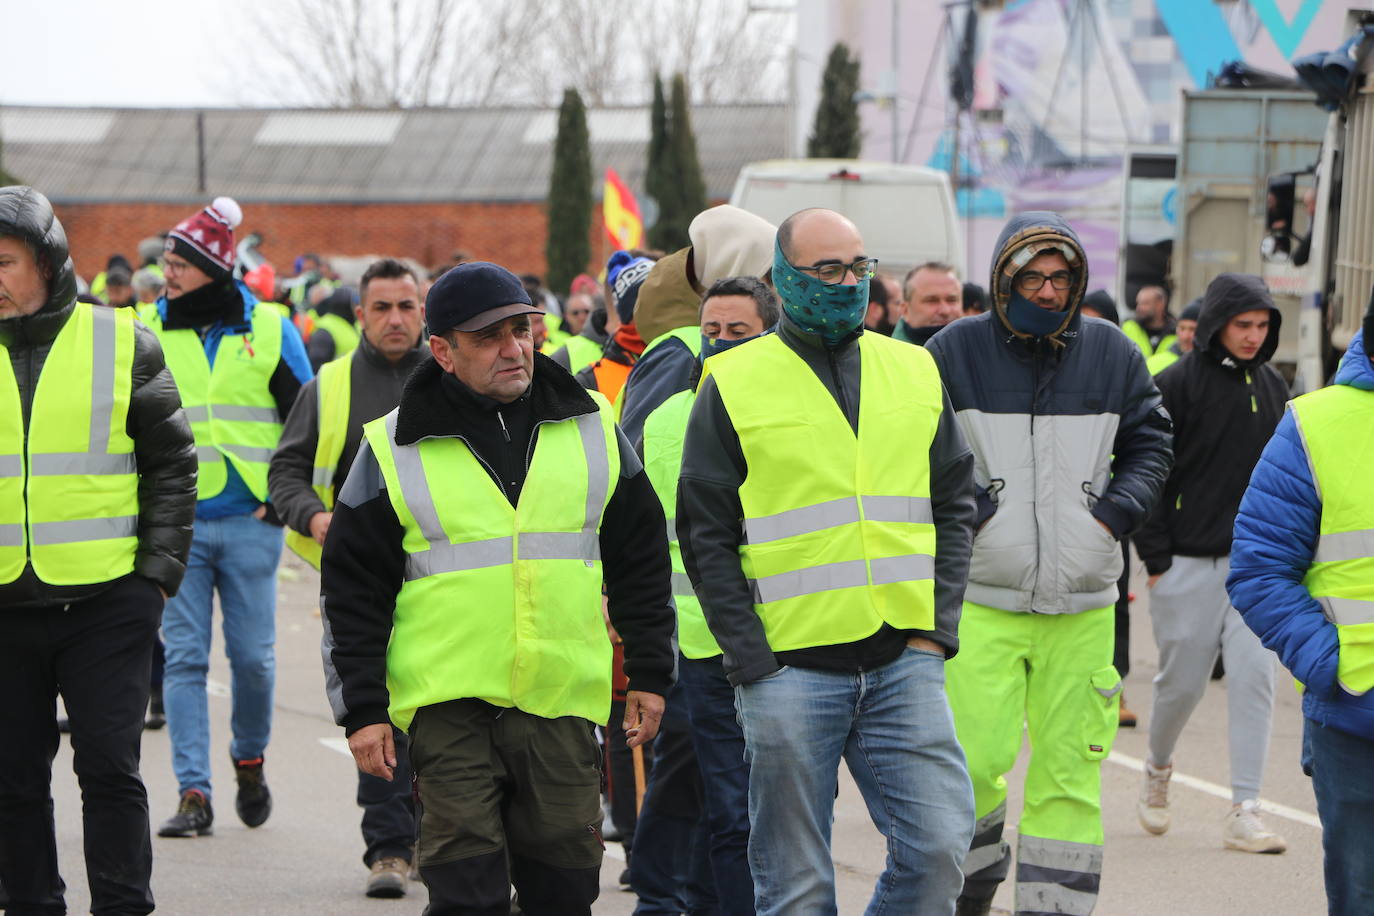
[1223,799,1288,854]
[1138,761,1172,835]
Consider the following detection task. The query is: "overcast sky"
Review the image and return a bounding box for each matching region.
[2,1,250,107]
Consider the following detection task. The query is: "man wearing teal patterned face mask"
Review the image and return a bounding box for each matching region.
[676,207,979,914]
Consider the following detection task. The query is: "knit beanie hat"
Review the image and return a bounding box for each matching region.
[166,197,243,281]
[1180,298,1202,323]
[608,252,654,325]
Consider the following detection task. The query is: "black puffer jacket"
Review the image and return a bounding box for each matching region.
[1134,273,1287,574]
[0,186,198,607]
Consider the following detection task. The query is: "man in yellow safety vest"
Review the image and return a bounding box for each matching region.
[320,261,675,914]
[0,186,197,914]
[268,257,427,898]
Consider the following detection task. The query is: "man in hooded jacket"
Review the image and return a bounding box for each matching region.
[0,186,197,915]
[924,211,1172,916]
[1133,273,1289,853]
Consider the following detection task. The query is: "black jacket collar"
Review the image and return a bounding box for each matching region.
[393,350,597,447]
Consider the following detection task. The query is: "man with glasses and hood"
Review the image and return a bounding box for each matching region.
[924,212,1172,916]
[678,207,977,915]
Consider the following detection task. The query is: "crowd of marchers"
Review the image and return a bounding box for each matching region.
[4,183,1373,916]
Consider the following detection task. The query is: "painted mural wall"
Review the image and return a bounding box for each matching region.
[795,0,1352,301]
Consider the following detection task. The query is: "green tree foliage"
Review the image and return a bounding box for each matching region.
[546,87,593,295]
[808,42,862,159]
[645,74,673,251]
[647,72,709,252]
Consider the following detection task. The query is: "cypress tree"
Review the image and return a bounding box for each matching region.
[546,87,592,295]
[808,42,862,158]
[645,74,674,251]
[669,73,707,239]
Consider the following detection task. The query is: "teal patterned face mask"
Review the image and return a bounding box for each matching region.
[772,240,869,348]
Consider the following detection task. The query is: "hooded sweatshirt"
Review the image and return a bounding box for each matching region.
[1134,273,1287,574]
[924,212,1172,615]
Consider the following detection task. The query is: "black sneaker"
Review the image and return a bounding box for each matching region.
[145,687,166,730]
[158,789,214,837]
[233,756,272,827]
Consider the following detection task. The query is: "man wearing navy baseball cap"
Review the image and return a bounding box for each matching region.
[320,261,675,913]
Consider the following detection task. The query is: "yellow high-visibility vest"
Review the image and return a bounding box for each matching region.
[706,332,942,650]
[146,303,285,501]
[364,390,620,731]
[0,302,139,585]
[1293,383,1374,695]
[285,354,352,569]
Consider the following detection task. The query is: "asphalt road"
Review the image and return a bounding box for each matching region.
[47,551,1327,914]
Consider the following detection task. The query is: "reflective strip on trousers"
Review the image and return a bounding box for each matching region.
[29,515,138,545]
[27,452,136,476]
[744,495,933,544]
[1316,595,1374,627]
[1015,835,1102,916]
[386,410,611,581]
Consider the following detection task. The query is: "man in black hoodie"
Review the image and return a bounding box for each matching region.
[320,261,674,914]
[0,186,197,915]
[1134,272,1289,854]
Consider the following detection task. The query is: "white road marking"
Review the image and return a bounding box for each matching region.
[313,739,629,861]
[1107,749,1321,829]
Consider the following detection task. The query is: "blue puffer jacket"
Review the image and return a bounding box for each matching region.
[1227,330,1374,740]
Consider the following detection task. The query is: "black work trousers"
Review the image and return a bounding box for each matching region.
[0,574,161,916]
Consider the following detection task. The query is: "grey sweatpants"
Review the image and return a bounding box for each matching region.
[1146,555,1278,803]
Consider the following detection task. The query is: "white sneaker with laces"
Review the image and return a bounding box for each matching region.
[1138,760,1172,835]
[1223,799,1288,854]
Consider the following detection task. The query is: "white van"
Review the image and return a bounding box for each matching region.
[728,159,963,281]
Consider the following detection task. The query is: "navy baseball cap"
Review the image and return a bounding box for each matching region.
[425,261,542,334]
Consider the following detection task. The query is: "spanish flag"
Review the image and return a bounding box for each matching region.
[603,168,644,250]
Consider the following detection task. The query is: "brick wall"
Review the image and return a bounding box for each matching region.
[54,200,617,289]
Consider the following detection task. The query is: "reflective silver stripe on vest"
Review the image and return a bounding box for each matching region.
[870,554,935,586]
[29,515,138,545]
[1316,596,1374,627]
[89,306,116,452]
[212,404,280,423]
[220,445,276,463]
[0,454,22,477]
[861,495,933,525]
[750,558,868,604]
[665,517,678,545]
[196,445,222,464]
[520,530,601,561]
[744,495,933,544]
[28,452,137,476]
[1315,528,1374,566]
[671,572,695,597]
[311,466,334,487]
[389,410,610,580]
[406,536,513,581]
[183,405,210,423]
[745,497,860,544]
[0,523,22,547]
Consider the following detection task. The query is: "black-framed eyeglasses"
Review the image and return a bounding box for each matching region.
[1016,270,1073,291]
[795,257,879,284]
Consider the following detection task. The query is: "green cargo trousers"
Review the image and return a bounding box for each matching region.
[408,699,604,914]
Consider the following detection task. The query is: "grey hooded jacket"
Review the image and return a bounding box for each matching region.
[924,212,1172,615]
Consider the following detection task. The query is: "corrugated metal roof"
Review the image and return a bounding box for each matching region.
[0,104,790,204]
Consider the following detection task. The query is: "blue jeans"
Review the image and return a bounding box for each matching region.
[1303,717,1374,916]
[734,647,974,916]
[681,655,754,916]
[162,513,283,798]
